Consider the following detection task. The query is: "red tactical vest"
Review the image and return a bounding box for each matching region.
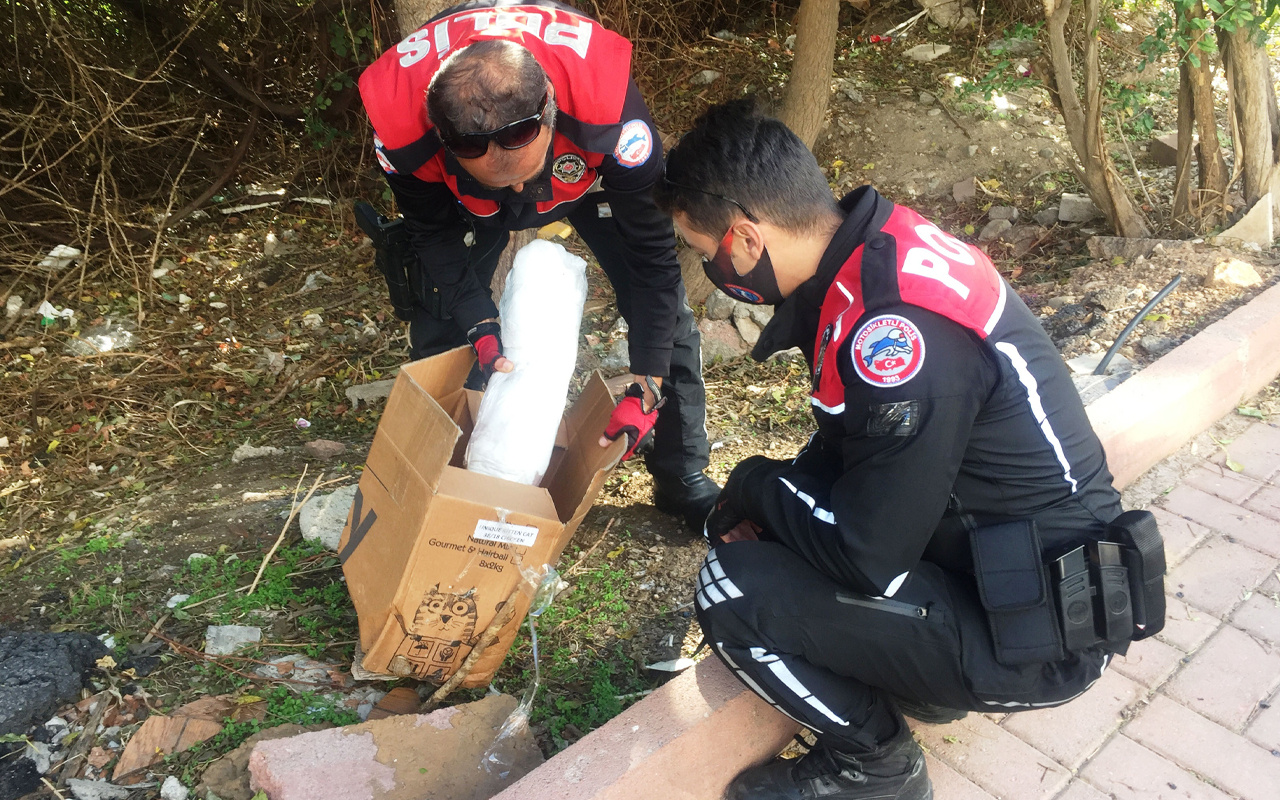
[811,204,1009,413]
[358,4,633,218]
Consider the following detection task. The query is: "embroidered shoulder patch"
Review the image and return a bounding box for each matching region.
[851,314,925,387]
[614,119,653,168]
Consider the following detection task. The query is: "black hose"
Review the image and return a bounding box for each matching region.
[1093,274,1183,376]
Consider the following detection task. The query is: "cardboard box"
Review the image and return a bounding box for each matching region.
[338,347,624,687]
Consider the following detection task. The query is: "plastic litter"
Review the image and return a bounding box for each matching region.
[294,417,311,429]
[301,270,333,292]
[5,295,23,319]
[38,244,81,270]
[36,300,76,325]
[64,319,136,356]
[466,240,587,485]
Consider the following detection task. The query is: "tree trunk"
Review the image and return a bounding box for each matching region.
[1042,0,1150,237]
[779,0,840,150]
[1173,62,1194,221]
[1221,13,1276,204]
[1179,1,1228,226]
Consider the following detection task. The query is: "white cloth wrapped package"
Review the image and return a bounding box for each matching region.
[465,239,589,485]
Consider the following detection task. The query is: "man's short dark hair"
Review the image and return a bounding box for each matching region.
[655,99,839,236]
[427,39,555,136]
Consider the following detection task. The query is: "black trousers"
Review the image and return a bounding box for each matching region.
[406,197,710,480]
[694,541,1110,753]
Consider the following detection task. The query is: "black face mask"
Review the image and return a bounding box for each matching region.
[702,227,784,306]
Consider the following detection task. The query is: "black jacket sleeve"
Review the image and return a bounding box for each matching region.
[385,171,499,332]
[593,81,682,377]
[730,305,1000,595]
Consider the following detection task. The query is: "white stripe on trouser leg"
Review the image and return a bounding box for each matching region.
[750,647,850,727]
[778,478,837,524]
[994,341,1078,493]
[696,553,744,610]
[717,643,817,732]
[706,557,743,597]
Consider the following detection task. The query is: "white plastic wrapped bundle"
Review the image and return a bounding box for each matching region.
[465,239,589,485]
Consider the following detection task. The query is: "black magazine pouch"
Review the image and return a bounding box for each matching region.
[1107,510,1166,640]
[970,520,1065,666]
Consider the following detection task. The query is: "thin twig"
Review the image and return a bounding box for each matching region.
[564,517,616,577]
[41,778,67,800]
[1115,111,1161,227]
[248,467,322,595]
[421,590,522,712]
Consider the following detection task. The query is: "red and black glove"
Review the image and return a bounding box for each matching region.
[703,489,746,546]
[465,321,504,381]
[602,379,665,461]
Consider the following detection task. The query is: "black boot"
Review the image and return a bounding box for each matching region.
[651,471,720,531]
[891,695,969,725]
[725,727,931,800]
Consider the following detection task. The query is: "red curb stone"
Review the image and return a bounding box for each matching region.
[1000,670,1144,768]
[922,753,997,800]
[1053,780,1111,800]
[1214,282,1280,394]
[492,659,798,800]
[1160,485,1280,558]
[1182,464,1265,505]
[915,714,1069,800]
[1125,694,1280,800]
[1157,595,1221,652]
[1165,536,1277,617]
[1111,635,1186,689]
[1149,507,1213,569]
[1244,694,1280,753]
[1209,421,1280,481]
[1079,734,1233,800]
[1164,625,1280,730]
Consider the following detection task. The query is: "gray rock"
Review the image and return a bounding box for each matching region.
[749,304,775,328]
[1038,148,1056,160]
[1057,193,1102,223]
[161,775,190,800]
[731,303,751,321]
[66,779,131,800]
[698,319,749,363]
[988,38,1039,56]
[302,439,347,460]
[953,178,977,203]
[298,484,359,551]
[0,631,107,736]
[148,564,180,582]
[966,145,980,158]
[704,290,736,321]
[1045,296,1076,311]
[23,740,53,773]
[1034,207,1060,226]
[989,206,1020,222]
[918,91,936,105]
[734,316,762,347]
[978,219,1013,242]
[231,442,285,464]
[1006,225,1048,258]
[904,43,952,62]
[838,81,864,103]
[927,108,943,117]
[1139,335,1177,356]
[344,378,395,407]
[690,70,722,86]
[204,625,262,656]
[1148,132,1180,167]
[1086,286,1129,311]
[187,552,211,566]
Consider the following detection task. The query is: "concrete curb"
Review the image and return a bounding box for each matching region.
[493,279,1280,800]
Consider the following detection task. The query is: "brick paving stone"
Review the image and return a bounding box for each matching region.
[1244,483,1280,523]
[1230,573,1280,645]
[1079,734,1233,800]
[1182,464,1265,505]
[922,753,996,800]
[915,714,1069,800]
[1149,507,1213,568]
[1111,636,1186,689]
[1164,624,1280,730]
[1000,670,1144,768]
[1160,485,1280,558]
[1208,421,1280,481]
[1165,536,1276,617]
[1124,694,1280,800]
[1157,596,1222,651]
[1052,780,1111,800]
[1244,689,1280,752]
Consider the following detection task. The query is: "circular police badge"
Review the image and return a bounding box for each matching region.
[614,119,653,168]
[852,315,925,387]
[552,153,587,183]
[722,283,764,303]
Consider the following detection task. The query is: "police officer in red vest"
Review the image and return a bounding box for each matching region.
[357,1,717,527]
[655,101,1164,800]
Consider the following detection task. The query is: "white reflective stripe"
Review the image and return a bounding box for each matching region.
[698,554,744,602]
[750,647,776,662]
[778,478,837,525]
[701,579,727,605]
[719,576,744,599]
[696,589,712,610]
[994,341,1078,493]
[699,565,715,586]
[983,279,1007,335]
[750,650,850,727]
[708,559,727,580]
[833,281,855,342]
[810,396,846,414]
[793,432,821,465]
[715,642,741,669]
[883,571,909,598]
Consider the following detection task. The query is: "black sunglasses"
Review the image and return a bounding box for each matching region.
[438,91,550,159]
[662,177,759,224]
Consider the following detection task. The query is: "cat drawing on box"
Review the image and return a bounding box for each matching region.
[391,586,480,681]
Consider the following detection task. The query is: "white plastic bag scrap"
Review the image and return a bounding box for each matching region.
[38,245,81,270]
[466,239,587,485]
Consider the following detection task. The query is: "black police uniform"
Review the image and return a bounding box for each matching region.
[696,187,1127,753]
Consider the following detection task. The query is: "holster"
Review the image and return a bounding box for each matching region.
[354,201,441,322]
[1106,510,1166,640]
[970,520,1065,666]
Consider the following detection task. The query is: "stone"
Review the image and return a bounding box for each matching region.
[952,178,977,203]
[734,316,762,347]
[748,304,775,328]
[1086,286,1129,311]
[1034,207,1060,226]
[344,378,395,406]
[197,725,328,800]
[161,776,189,800]
[1039,148,1056,160]
[230,443,285,464]
[187,552,211,565]
[1006,225,1048,258]
[989,206,1019,221]
[204,626,262,656]
[731,303,750,321]
[690,69,722,85]
[704,289,736,321]
[904,43,952,62]
[66,779,130,800]
[917,0,977,28]
[838,81,863,103]
[113,714,224,782]
[927,108,942,117]
[0,749,40,799]
[1058,192,1102,223]
[1086,236,1185,261]
[978,219,1013,242]
[248,695,541,800]
[698,319,749,363]
[1207,257,1263,288]
[988,37,1039,55]
[918,91,936,105]
[297,484,358,551]
[1149,132,1180,167]
[302,439,346,460]
[1213,193,1274,249]
[0,630,107,736]
[1139,335,1176,355]
[966,145,980,158]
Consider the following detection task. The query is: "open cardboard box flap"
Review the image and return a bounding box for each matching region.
[339,346,624,687]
